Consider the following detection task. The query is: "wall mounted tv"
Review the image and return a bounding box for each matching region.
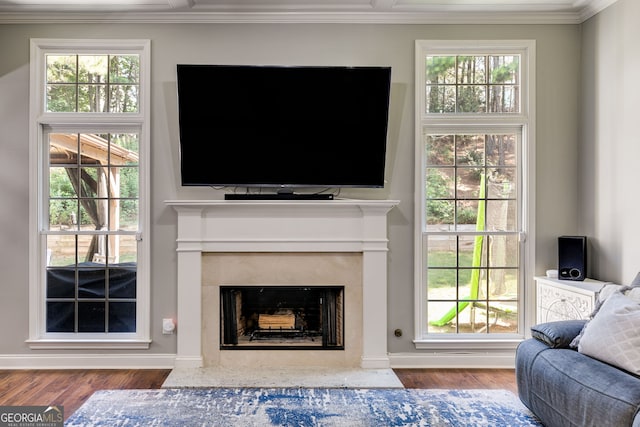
[176,64,392,199]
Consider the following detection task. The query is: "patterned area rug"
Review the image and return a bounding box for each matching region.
[66,388,542,426]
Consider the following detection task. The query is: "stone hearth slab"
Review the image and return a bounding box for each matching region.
[162,367,404,389]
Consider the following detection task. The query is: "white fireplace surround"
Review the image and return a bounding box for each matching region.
[166,199,399,369]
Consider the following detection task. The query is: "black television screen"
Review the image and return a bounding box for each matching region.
[176,64,391,191]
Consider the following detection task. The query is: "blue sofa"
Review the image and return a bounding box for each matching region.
[516,320,640,427]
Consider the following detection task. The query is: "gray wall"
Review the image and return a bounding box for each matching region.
[579,0,640,285]
[0,22,581,357]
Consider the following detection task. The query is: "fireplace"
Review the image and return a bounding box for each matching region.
[220,286,344,349]
[166,199,398,369]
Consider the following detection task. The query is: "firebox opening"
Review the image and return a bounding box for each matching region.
[220,286,344,350]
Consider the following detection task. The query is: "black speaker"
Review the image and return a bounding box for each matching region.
[558,236,587,281]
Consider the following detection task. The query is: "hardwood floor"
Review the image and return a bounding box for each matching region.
[0,368,516,421]
[0,369,171,421]
[393,368,518,395]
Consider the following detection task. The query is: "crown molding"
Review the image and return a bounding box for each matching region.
[578,0,619,21]
[0,0,619,25]
[0,10,585,25]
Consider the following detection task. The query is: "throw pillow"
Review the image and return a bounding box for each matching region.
[568,283,640,348]
[577,291,640,375]
[531,320,587,348]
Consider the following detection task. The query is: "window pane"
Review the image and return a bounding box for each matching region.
[489,85,519,113]
[47,235,76,267]
[116,199,138,231]
[49,167,75,199]
[486,134,516,166]
[47,265,75,298]
[457,56,486,84]
[77,234,95,264]
[426,168,454,199]
[456,168,482,199]
[109,55,139,84]
[426,134,454,166]
[457,85,486,113]
[486,199,517,231]
[109,302,136,332]
[427,272,457,300]
[426,56,456,84]
[487,268,519,299]
[111,133,139,165]
[78,302,105,332]
[487,170,516,199]
[426,236,457,267]
[426,85,455,113]
[456,200,480,227]
[46,55,76,83]
[49,199,78,231]
[488,55,519,84]
[487,302,518,334]
[79,167,104,197]
[78,84,107,112]
[426,200,454,227]
[46,85,76,112]
[117,167,139,198]
[427,301,458,333]
[78,55,108,84]
[109,264,137,298]
[458,235,487,269]
[117,235,137,263]
[489,236,519,268]
[109,84,139,113]
[47,302,75,332]
[78,266,106,298]
[456,135,484,166]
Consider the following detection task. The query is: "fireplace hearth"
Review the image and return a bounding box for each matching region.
[220,286,344,349]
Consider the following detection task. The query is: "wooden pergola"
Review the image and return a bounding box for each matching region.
[49,133,138,263]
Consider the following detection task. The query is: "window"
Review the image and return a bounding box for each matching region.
[414,41,535,348]
[28,39,150,348]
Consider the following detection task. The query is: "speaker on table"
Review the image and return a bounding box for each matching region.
[558,236,587,281]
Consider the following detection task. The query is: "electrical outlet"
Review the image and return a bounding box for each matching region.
[162,318,176,334]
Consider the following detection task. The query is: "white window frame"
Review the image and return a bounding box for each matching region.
[414,40,536,351]
[27,39,151,349]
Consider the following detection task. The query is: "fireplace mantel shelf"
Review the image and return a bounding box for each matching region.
[166,198,399,369]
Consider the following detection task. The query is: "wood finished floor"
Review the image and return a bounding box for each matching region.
[0,368,516,421]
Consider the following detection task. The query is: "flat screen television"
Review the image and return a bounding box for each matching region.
[176,64,391,198]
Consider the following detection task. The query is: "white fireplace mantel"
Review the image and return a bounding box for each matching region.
[166,199,399,369]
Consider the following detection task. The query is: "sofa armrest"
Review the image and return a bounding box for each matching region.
[530,320,587,348]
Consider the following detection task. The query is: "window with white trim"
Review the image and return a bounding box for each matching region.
[28,39,150,348]
[414,40,535,346]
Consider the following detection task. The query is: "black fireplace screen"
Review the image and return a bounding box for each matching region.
[220,286,344,350]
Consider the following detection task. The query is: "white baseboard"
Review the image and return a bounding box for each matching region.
[389,351,516,369]
[0,352,515,370]
[0,353,176,369]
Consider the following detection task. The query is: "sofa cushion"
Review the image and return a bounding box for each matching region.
[531,320,586,348]
[516,338,640,427]
[578,291,640,375]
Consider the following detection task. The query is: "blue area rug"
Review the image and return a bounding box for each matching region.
[66,388,541,426]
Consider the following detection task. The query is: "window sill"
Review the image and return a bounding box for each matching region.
[413,337,522,351]
[26,338,152,350]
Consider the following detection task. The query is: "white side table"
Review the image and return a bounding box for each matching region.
[535,276,608,324]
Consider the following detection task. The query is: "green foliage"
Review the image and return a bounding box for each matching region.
[45,54,139,113]
[426,170,453,224]
[426,55,519,113]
